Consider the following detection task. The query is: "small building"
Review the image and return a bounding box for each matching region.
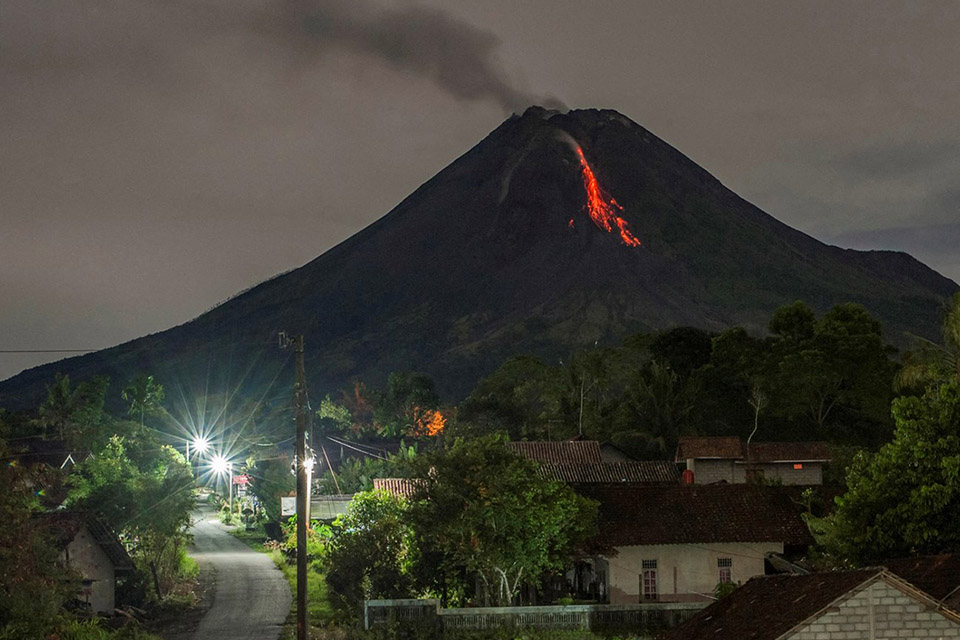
[39,513,133,614]
[580,484,812,604]
[658,568,960,639]
[676,436,830,485]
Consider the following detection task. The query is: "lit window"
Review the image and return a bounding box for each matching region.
[718,558,732,583]
[793,463,803,470]
[641,559,658,600]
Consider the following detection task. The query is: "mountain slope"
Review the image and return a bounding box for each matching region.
[2,107,956,409]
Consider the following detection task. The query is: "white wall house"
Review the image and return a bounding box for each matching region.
[580,484,813,604]
[43,513,133,614]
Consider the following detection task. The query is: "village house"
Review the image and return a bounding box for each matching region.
[577,484,812,604]
[39,512,133,615]
[676,436,831,485]
[507,439,679,486]
[658,561,960,640]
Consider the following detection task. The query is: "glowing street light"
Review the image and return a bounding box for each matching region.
[185,435,210,462]
[211,454,234,512]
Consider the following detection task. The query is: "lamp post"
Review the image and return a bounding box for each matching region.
[185,436,209,474]
[211,454,232,511]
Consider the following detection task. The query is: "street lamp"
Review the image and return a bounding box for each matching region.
[185,435,209,463]
[211,454,233,512]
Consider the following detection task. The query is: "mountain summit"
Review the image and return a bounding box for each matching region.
[2,107,956,407]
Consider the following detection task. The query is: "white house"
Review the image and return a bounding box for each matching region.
[580,484,813,604]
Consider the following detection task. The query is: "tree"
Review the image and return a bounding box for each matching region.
[66,435,195,599]
[322,490,412,618]
[37,373,109,446]
[814,382,960,566]
[373,372,442,437]
[121,374,165,430]
[896,292,960,391]
[404,436,597,606]
[0,438,77,637]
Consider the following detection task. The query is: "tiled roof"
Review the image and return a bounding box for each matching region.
[658,570,881,640]
[675,437,742,460]
[676,437,831,463]
[537,462,679,485]
[581,484,813,547]
[884,554,960,604]
[658,568,960,640]
[37,512,133,571]
[742,441,831,463]
[507,441,603,465]
[372,477,420,498]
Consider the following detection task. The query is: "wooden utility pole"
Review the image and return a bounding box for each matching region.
[293,334,309,640]
[281,332,309,640]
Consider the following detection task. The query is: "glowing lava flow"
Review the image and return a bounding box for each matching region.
[573,146,641,247]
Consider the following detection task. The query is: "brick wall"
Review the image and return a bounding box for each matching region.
[789,579,960,639]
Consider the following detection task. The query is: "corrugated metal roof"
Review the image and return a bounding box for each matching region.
[507,441,603,464]
[537,462,679,485]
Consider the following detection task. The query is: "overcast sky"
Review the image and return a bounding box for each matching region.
[2,0,959,382]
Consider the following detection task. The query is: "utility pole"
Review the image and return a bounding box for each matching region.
[281,332,310,640]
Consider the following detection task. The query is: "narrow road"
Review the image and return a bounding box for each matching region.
[185,508,291,640]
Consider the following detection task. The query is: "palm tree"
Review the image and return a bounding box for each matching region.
[895,292,960,391]
[122,374,165,430]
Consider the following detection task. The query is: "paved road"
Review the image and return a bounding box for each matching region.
[186,509,291,640]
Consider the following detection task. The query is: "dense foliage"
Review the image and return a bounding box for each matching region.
[452,301,898,457]
[0,373,194,638]
[319,437,597,616]
[813,382,960,566]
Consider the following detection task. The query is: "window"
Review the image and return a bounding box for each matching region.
[718,558,732,584]
[793,463,804,470]
[641,559,658,600]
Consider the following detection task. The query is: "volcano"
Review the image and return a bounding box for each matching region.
[2,107,957,409]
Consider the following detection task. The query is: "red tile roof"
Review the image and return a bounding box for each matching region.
[676,437,831,463]
[581,484,813,547]
[372,478,420,498]
[883,554,960,604]
[538,462,679,485]
[675,437,742,460]
[658,568,960,640]
[507,441,603,465]
[742,441,831,463]
[658,570,881,640]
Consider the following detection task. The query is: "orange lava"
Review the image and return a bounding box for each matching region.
[574,147,641,247]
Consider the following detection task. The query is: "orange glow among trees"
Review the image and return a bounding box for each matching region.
[408,407,446,436]
[573,146,641,247]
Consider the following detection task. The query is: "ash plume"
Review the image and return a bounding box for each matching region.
[282,0,562,111]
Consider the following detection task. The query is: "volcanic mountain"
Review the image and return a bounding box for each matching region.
[2,107,957,409]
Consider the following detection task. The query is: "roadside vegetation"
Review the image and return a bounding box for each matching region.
[0,374,197,639]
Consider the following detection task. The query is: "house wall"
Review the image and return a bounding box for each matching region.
[689,460,823,485]
[745,462,822,485]
[789,579,960,639]
[65,525,116,614]
[689,459,736,484]
[605,542,782,604]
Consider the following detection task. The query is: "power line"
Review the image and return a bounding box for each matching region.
[0,349,97,353]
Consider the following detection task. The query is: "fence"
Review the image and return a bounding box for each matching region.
[365,599,706,635]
